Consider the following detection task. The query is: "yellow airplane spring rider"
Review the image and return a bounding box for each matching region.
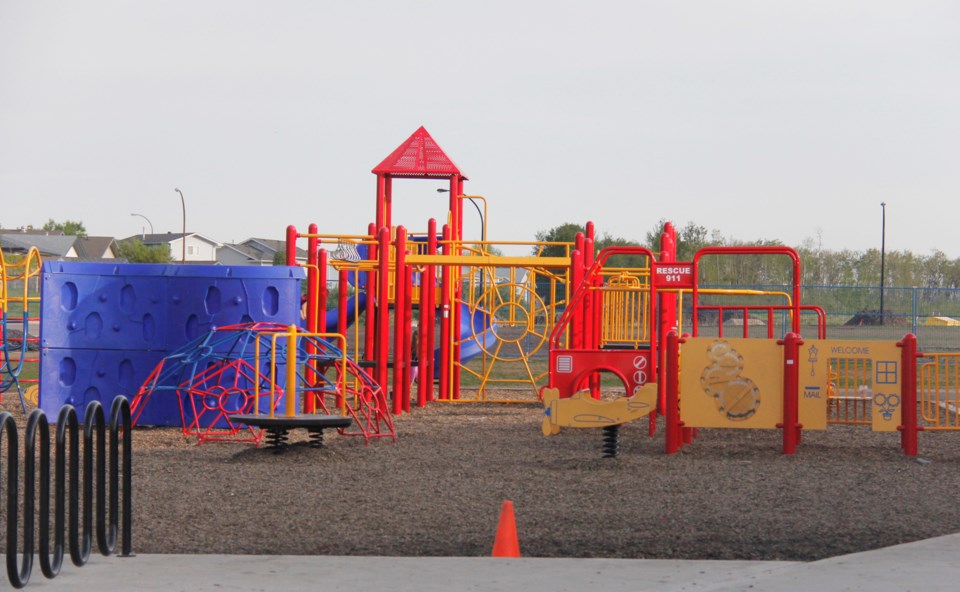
[540,383,658,437]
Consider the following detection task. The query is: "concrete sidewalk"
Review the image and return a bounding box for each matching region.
[18,532,960,591]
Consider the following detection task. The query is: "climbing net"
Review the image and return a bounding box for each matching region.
[131,322,394,445]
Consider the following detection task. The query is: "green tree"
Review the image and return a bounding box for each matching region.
[115,239,173,263]
[533,223,585,257]
[42,218,87,236]
[676,221,716,262]
[534,222,647,268]
[644,219,725,263]
[594,233,647,268]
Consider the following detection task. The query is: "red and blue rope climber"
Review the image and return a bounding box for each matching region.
[131,322,394,445]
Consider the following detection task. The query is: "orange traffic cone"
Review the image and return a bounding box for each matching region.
[491,500,521,557]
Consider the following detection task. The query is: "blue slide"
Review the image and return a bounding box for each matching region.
[323,292,368,332]
[458,304,498,363]
[433,303,498,372]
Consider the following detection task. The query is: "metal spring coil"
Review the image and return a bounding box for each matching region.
[601,424,621,458]
[264,429,290,452]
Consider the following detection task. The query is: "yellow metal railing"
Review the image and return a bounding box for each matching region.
[0,247,42,315]
[599,272,650,348]
[920,354,960,430]
[449,263,556,402]
[253,326,349,418]
[0,247,43,395]
[827,358,872,425]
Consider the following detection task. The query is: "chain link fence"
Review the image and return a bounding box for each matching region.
[690,285,960,353]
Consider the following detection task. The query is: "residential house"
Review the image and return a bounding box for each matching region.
[72,236,118,260]
[123,232,222,264]
[0,232,79,259]
[215,243,263,266]
[217,238,307,266]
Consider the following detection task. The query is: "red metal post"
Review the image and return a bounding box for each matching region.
[376,227,391,401]
[572,232,584,348]
[665,330,682,454]
[422,218,438,403]
[285,225,298,266]
[317,249,328,331]
[375,175,386,231]
[583,235,595,350]
[583,236,601,399]
[403,264,414,413]
[898,333,920,456]
[455,176,464,246]
[658,222,678,417]
[305,225,319,335]
[447,177,459,244]
[778,332,802,455]
[314,249,329,413]
[364,222,377,362]
[392,227,407,415]
[384,176,393,230]
[439,225,452,400]
[451,181,463,400]
[569,249,584,351]
[302,225,318,414]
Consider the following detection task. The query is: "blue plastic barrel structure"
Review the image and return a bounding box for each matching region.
[39,262,304,425]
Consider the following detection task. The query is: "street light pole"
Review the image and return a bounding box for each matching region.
[130,212,154,236]
[880,201,887,326]
[174,188,186,263]
[436,189,485,242]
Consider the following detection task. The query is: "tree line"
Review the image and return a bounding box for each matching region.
[33,217,960,289]
[537,219,960,290]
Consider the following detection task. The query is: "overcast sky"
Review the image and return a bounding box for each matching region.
[2,1,958,257]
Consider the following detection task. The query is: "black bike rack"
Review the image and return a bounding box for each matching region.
[2,397,133,588]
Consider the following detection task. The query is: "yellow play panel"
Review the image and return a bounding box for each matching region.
[799,339,903,432]
[680,337,783,429]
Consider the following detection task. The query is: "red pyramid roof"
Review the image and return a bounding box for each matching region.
[372,126,464,178]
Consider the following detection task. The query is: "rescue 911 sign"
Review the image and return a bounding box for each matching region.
[654,262,694,289]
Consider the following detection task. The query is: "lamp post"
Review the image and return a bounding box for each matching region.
[130,212,154,236]
[880,201,886,326]
[174,188,186,263]
[436,189,485,242]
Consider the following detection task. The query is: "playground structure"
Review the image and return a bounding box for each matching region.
[274,126,954,458]
[539,235,924,457]
[5,125,960,457]
[0,246,41,409]
[286,127,590,416]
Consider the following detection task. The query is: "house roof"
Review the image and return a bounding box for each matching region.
[0,233,77,257]
[239,238,307,260]
[219,243,261,263]
[5,228,65,236]
[371,126,465,178]
[122,232,222,247]
[73,236,116,259]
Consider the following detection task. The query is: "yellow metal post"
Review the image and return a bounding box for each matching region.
[285,324,298,418]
